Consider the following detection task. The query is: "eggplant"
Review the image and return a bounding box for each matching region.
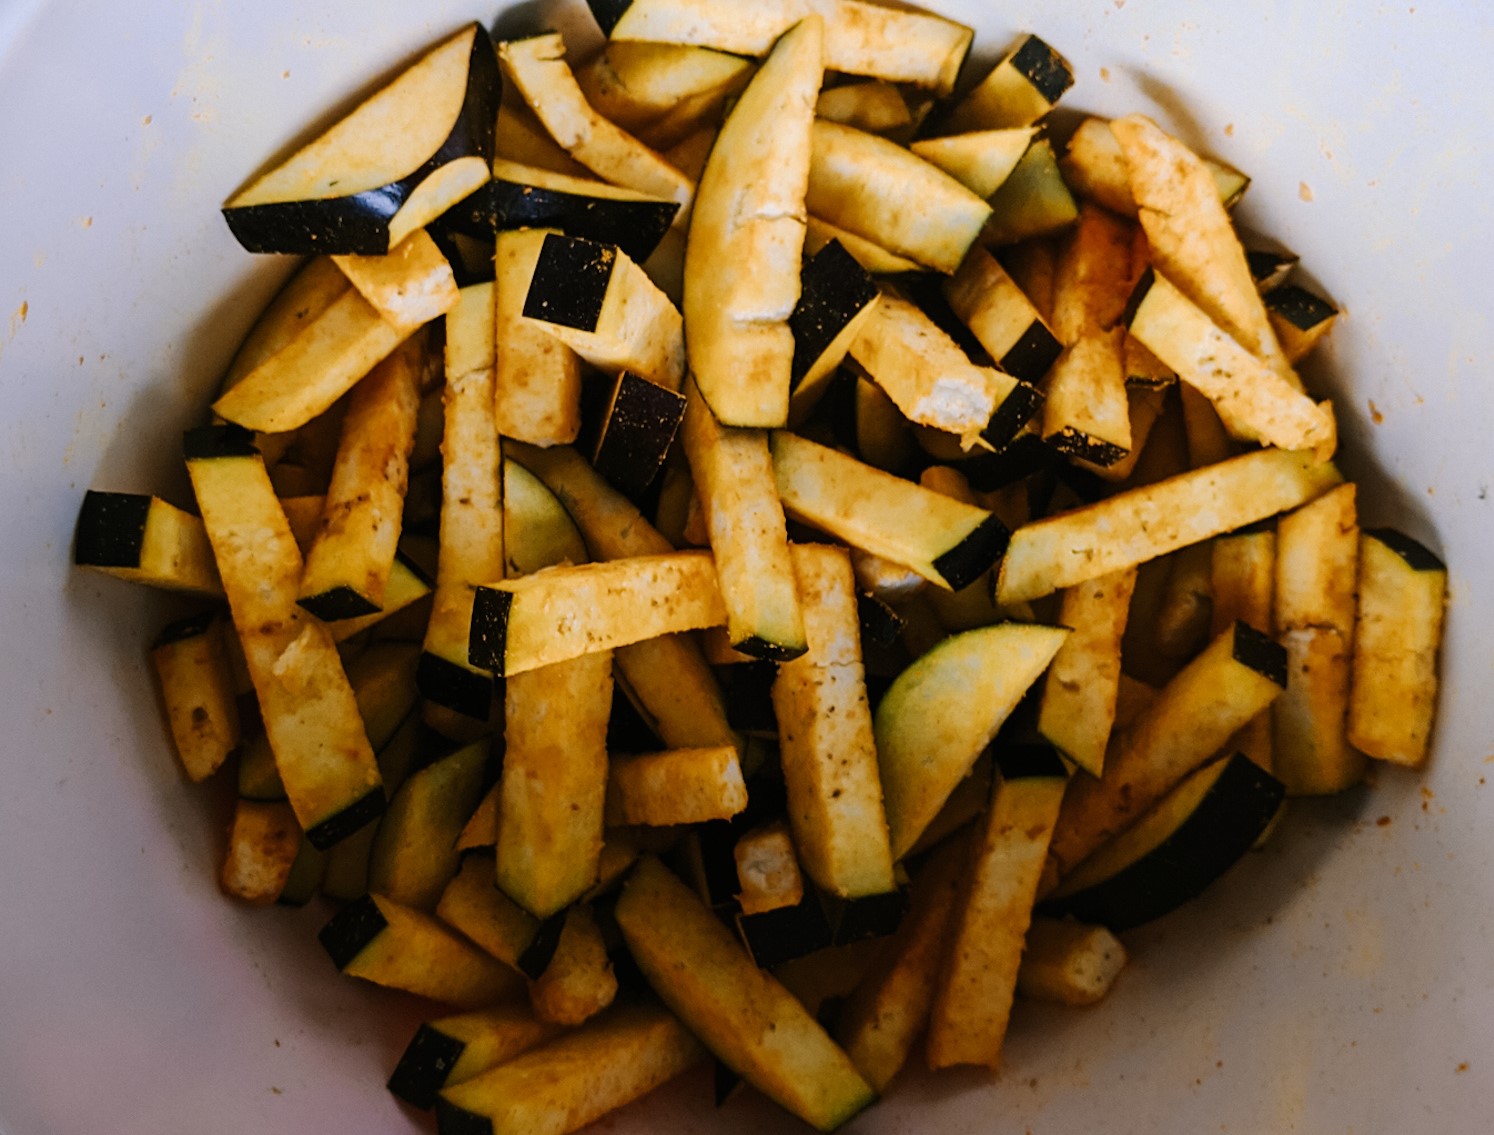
[585,370,687,502]
[983,137,1079,247]
[944,33,1074,133]
[150,613,241,783]
[910,127,1036,200]
[388,1005,562,1111]
[74,490,220,595]
[1045,752,1285,930]
[224,25,499,255]
[1265,282,1339,363]
[943,245,1061,386]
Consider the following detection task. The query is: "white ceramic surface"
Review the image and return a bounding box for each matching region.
[3,2,1492,1133]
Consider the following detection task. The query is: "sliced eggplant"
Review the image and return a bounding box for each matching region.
[910,128,1036,200]
[816,80,912,135]
[297,332,425,620]
[588,0,972,94]
[435,853,552,974]
[318,892,522,1008]
[331,228,461,329]
[223,25,499,255]
[452,160,680,263]
[1045,752,1285,930]
[615,856,876,1132]
[494,229,584,446]
[804,215,923,276]
[997,447,1342,604]
[497,33,694,211]
[772,544,896,898]
[584,370,687,501]
[733,821,805,915]
[151,613,241,782]
[943,245,1061,385]
[604,745,748,827]
[1036,566,1138,777]
[434,1004,704,1135]
[74,491,221,595]
[220,799,302,905]
[421,284,504,721]
[1347,528,1447,767]
[1059,116,1250,220]
[1266,283,1339,364]
[1273,483,1363,795]
[1127,269,1336,455]
[497,650,613,917]
[926,746,1068,1071]
[387,1004,563,1111]
[1016,918,1128,1006]
[1210,524,1277,771]
[982,136,1079,247]
[943,33,1074,133]
[528,905,618,1026]
[469,552,726,677]
[684,16,822,429]
[185,427,383,849]
[771,430,1010,591]
[680,380,807,659]
[789,240,880,415]
[807,119,992,274]
[520,231,685,390]
[576,40,752,150]
[1044,622,1287,887]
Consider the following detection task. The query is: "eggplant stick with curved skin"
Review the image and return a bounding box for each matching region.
[494,230,585,446]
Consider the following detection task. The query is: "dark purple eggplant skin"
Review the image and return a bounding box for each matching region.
[387,1024,468,1110]
[522,233,617,333]
[585,372,687,503]
[223,25,500,256]
[1010,34,1074,105]
[417,650,496,722]
[1041,753,1284,931]
[467,586,514,675]
[74,491,153,569]
[790,240,878,389]
[1363,527,1445,573]
[447,178,678,264]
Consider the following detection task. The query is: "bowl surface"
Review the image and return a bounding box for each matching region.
[3,2,1493,1133]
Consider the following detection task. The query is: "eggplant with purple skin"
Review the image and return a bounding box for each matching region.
[223,25,499,255]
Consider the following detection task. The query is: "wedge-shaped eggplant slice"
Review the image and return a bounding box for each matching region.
[1210,525,1277,771]
[681,380,807,659]
[1044,622,1287,888]
[220,257,350,403]
[875,622,1069,859]
[1345,529,1446,767]
[848,290,1007,449]
[1059,117,1249,220]
[944,33,1073,133]
[835,835,966,1092]
[297,332,425,620]
[772,431,1010,592]
[587,0,972,94]
[469,552,726,677]
[616,856,876,1132]
[185,428,383,848]
[789,240,881,417]
[74,491,221,595]
[499,33,694,212]
[224,25,498,255]
[520,231,686,390]
[998,447,1342,604]
[1037,567,1138,777]
[503,458,588,577]
[1272,483,1363,795]
[435,1003,704,1135]
[1127,270,1336,456]
[319,892,522,1008]
[1016,918,1128,1006]
[420,284,505,721]
[605,745,747,827]
[685,17,821,429]
[983,137,1079,247]
[368,739,490,911]
[585,370,687,502]
[1266,283,1339,364]
[453,160,680,263]
[494,230,584,447]
[816,81,913,135]
[388,1004,563,1111]
[943,245,1060,387]
[772,544,896,898]
[151,613,241,782]
[926,745,1068,1071]
[331,228,461,328]
[911,128,1036,200]
[505,442,738,749]
[1111,115,1297,393]
[576,41,753,151]
[1046,752,1285,930]
[808,120,992,275]
[220,799,302,905]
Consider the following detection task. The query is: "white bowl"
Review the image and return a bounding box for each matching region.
[4,2,1492,1132]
